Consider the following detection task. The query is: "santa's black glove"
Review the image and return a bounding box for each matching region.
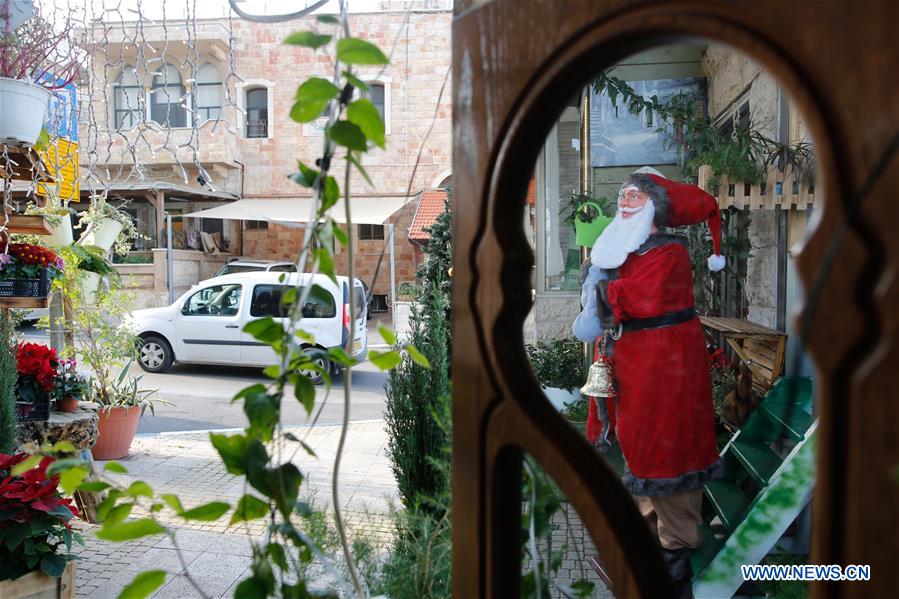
[595,280,617,330]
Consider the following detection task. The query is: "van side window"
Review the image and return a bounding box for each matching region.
[269,264,298,272]
[250,284,336,318]
[184,284,242,316]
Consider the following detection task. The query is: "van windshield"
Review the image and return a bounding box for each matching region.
[217,265,264,276]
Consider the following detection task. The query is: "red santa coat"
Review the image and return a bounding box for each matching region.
[601,238,721,495]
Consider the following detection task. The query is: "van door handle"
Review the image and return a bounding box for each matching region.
[225,324,240,329]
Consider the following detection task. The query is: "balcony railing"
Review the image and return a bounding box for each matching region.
[246,120,268,139]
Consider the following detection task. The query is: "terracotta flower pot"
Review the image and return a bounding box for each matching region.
[92,406,140,460]
[56,395,79,413]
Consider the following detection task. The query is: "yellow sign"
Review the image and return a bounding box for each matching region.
[37,139,80,202]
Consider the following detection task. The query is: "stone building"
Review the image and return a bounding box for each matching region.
[75,3,453,308]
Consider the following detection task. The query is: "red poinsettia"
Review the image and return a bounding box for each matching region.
[17,342,58,393]
[0,453,81,580]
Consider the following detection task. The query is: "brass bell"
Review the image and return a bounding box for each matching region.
[580,359,615,397]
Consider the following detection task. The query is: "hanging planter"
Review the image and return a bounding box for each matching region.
[77,218,123,253]
[79,270,102,304]
[0,77,51,147]
[45,213,74,248]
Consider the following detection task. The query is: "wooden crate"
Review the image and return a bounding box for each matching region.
[0,562,75,599]
[700,316,787,393]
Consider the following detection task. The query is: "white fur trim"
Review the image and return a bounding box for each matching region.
[633,165,665,178]
[708,254,726,272]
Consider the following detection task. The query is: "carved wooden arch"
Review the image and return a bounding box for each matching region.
[452,1,899,597]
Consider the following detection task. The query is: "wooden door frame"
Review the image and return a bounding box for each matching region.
[452,1,897,597]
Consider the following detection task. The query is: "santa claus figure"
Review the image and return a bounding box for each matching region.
[574,166,725,585]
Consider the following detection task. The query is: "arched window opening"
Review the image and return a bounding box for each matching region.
[246,87,268,138]
[150,63,187,128]
[195,63,223,123]
[113,67,141,130]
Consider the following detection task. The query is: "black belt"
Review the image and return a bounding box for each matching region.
[621,307,696,333]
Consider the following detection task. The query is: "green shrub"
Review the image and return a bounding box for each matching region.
[526,338,584,391]
[0,312,18,453]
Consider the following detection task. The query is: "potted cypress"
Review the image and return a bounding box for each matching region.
[526,338,588,433]
[0,1,80,147]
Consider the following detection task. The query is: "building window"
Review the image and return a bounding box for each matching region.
[246,87,268,138]
[245,220,268,230]
[358,224,385,240]
[113,67,142,130]
[364,82,386,122]
[150,64,187,128]
[195,63,222,123]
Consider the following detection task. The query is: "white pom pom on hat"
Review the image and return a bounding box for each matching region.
[707,253,726,272]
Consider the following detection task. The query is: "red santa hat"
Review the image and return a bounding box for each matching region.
[622,169,726,272]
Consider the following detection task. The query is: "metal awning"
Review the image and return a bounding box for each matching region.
[182,196,409,225]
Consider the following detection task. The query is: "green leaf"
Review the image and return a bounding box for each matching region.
[105,503,134,526]
[333,223,349,246]
[40,554,66,578]
[77,481,111,493]
[181,501,230,521]
[96,518,166,542]
[45,457,88,477]
[347,98,385,149]
[283,31,331,49]
[378,325,397,345]
[368,349,402,370]
[346,152,374,187]
[322,176,339,210]
[59,467,89,494]
[289,162,319,188]
[230,494,270,525]
[327,347,355,366]
[50,440,77,453]
[104,461,128,474]
[96,489,124,521]
[290,78,339,123]
[283,432,317,457]
[293,374,315,414]
[244,391,279,442]
[127,481,154,498]
[34,128,51,152]
[313,248,336,284]
[316,15,340,25]
[342,71,369,92]
[405,344,432,368]
[294,328,315,343]
[117,570,167,599]
[267,542,289,571]
[328,120,367,151]
[235,576,268,599]
[11,455,42,476]
[210,433,249,475]
[160,494,184,514]
[244,317,285,344]
[337,38,389,65]
[262,365,281,379]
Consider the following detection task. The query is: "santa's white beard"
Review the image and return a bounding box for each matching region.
[590,201,656,269]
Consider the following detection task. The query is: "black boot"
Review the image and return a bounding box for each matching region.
[661,547,693,598]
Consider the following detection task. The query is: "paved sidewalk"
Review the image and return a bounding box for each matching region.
[72,421,397,599]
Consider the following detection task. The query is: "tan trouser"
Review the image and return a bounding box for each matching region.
[635,490,703,550]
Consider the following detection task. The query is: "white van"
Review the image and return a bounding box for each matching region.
[127,272,368,383]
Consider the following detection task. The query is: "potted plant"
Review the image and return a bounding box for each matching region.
[0,1,80,147]
[66,244,118,304]
[563,192,615,248]
[0,243,64,299]
[0,452,82,588]
[76,198,145,257]
[88,364,162,460]
[14,342,57,422]
[52,359,85,413]
[526,337,585,421]
[25,194,74,248]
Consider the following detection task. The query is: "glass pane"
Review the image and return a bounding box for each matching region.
[299,285,336,319]
[196,83,222,110]
[542,123,580,292]
[185,284,242,316]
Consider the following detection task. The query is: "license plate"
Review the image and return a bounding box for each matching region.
[352,341,362,355]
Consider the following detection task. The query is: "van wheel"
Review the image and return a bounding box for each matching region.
[299,357,331,385]
[139,336,173,373]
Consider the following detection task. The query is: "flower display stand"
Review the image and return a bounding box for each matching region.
[16,405,104,523]
[699,316,787,394]
[0,561,75,599]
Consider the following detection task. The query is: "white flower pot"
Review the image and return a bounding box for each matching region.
[80,271,102,304]
[78,217,123,253]
[0,77,51,147]
[45,213,74,248]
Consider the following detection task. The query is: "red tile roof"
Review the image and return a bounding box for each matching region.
[408,188,449,242]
